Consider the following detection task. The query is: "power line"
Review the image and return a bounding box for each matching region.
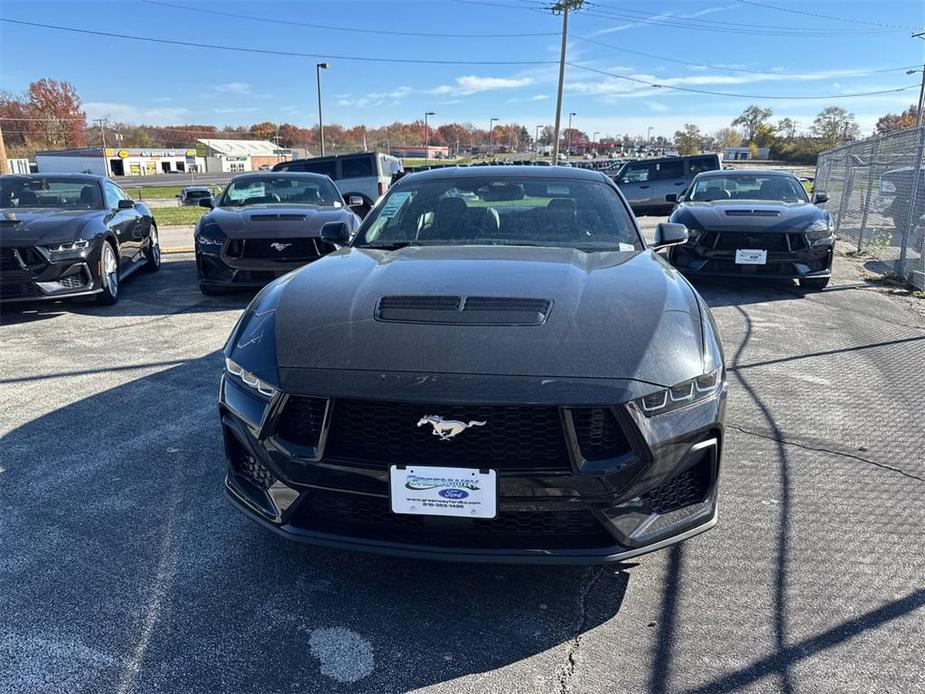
[566,62,919,100]
[733,0,924,31]
[0,18,557,66]
[580,4,898,36]
[140,0,559,38]
[571,35,919,78]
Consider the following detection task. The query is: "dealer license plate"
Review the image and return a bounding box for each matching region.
[389,465,497,519]
[735,249,768,265]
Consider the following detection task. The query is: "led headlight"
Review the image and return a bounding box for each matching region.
[805,218,834,241]
[196,221,226,247]
[225,357,277,398]
[637,368,722,416]
[41,239,91,260]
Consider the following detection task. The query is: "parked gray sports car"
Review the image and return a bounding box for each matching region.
[667,169,834,290]
[218,166,727,564]
[195,172,362,293]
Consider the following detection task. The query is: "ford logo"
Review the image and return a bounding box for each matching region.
[439,488,469,500]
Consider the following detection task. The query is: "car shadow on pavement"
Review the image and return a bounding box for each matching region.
[0,352,633,693]
[0,258,254,326]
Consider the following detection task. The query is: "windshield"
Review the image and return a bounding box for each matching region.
[219,175,342,208]
[0,177,103,210]
[356,175,642,252]
[689,174,808,203]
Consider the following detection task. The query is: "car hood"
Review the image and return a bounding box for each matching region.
[205,204,355,239]
[671,200,826,232]
[274,246,704,386]
[0,208,102,246]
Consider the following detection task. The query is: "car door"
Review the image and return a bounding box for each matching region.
[117,183,150,257]
[651,159,686,207]
[615,162,656,210]
[102,180,140,267]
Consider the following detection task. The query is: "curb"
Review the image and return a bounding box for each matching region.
[163,247,195,254]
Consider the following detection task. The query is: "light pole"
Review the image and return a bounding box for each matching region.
[488,117,499,158]
[647,126,653,143]
[424,111,435,165]
[592,131,599,156]
[907,66,925,128]
[535,124,542,160]
[316,62,329,156]
[566,112,575,162]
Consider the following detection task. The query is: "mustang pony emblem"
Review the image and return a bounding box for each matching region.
[270,242,292,252]
[417,415,486,441]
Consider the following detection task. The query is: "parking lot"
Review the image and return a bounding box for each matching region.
[1,244,922,693]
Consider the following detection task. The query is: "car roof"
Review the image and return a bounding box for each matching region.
[0,173,105,183]
[696,168,796,178]
[401,165,609,183]
[182,186,211,191]
[230,171,334,181]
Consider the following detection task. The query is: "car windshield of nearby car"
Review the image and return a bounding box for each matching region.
[688,174,809,203]
[219,175,342,207]
[0,177,103,210]
[356,175,642,252]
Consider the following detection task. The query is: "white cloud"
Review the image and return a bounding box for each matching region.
[213,82,252,95]
[644,101,670,113]
[83,102,189,125]
[151,96,173,103]
[593,5,737,36]
[213,107,258,114]
[428,75,533,97]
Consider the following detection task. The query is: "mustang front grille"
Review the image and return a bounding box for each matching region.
[571,407,632,461]
[324,398,572,471]
[226,238,332,261]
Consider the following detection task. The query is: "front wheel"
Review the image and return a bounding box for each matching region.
[799,277,829,291]
[96,241,120,305]
[143,225,161,272]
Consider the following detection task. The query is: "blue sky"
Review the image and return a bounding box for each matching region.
[1,0,923,138]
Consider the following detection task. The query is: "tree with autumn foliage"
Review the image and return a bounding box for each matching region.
[0,79,86,154]
[875,105,917,134]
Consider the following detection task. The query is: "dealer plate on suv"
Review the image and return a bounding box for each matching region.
[735,249,768,265]
[389,465,497,519]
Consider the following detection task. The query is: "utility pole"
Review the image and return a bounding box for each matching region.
[424,111,435,165]
[550,1,584,163]
[95,118,109,177]
[535,124,542,160]
[913,33,925,128]
[0,122,8,175]
[316,62,329,156]
[488,117,499,158]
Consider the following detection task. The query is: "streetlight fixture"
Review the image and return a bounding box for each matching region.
[316,62,329,156]
[906,67,925,128]
[488,117,499,157]
[424,111,435,165]
[566,112,575,162]
[535,124,542,161]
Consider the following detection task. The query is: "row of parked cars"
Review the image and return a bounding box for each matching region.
[0,157,838,563]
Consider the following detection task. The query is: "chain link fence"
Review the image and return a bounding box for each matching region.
[815,126,925,290]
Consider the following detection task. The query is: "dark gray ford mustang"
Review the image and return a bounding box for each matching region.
[219,166,727,564]
[195,172,361,293]
[667,169,834,290]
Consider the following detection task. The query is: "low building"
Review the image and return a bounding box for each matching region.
[196,139,293,173]
[35,147,204,176]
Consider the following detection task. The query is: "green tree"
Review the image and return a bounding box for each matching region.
[673,123,704,155]
[811,106,860,147]
[732,105,773,142]
[714,127,742,149]
[776,117,797,140]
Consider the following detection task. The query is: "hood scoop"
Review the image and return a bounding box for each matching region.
[249,213,306,222]
[724,209,780,217]
[377,295,551,326]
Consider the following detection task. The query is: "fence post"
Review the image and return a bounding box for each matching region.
[856,139,880,253]
[835,150,853,231]
[897,126,925,278]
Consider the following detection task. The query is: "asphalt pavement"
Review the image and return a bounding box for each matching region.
[1,249,923,693]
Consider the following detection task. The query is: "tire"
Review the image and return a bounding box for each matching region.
[143,225,161,272]
[799,277,829,291]
[96,241,120,305]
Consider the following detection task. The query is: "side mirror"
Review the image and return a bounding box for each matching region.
[347,195,364,207]
[665,193,678,204]
[320,221,350,246]
[117,199,135,209]
[813,192,829,204]
[653,222,688,249]
[198,197,214,209]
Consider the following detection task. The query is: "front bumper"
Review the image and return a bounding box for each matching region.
[196,237,329,289]
[0,245,102,303]
[218,374,726,564]
[670,231,834,280]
